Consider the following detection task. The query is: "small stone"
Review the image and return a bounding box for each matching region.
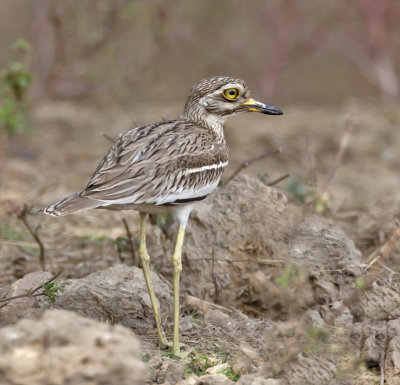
[0,271,53,326]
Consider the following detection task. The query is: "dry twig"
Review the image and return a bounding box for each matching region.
[267,173,290,187]
[221,148,281,187]
[103,133,116,143]
[122,218,136,263]
[186,294,232,314]
[319,117,353,196]
[0,271,62,307]
[211,250,220,304]
[14,205,46,271]
[327,223,400,325]
[305,134,318,186]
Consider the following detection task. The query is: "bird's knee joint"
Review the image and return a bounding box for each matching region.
[139,249,150,263]
[171,257,182,272]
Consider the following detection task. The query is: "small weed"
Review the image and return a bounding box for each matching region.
[141,353,151,362]
[0,38,33,136]
[185,353,216,377]
[354,276,366,289]
[184,349,239,381]
[303,326,329,354]
[162,351,181,361]
[185,307,201,324]
[42,281,63,303]
[113,236,131,253]
[0,223,39,256]
[221,366,240,381]
[285,177,331,212]
[257,173,269,185]
[275,266,294,288]
[0,223,23,240]
[81,234,111,243]
[156,214,172,229]
[286,177,312,203]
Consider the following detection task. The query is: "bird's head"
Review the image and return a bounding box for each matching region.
[183,76,283,126]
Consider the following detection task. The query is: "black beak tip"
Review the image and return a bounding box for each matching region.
[267,106,284,115]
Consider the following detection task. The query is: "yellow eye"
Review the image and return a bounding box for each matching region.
[223,88,240,101]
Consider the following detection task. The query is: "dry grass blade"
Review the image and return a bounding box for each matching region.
[319,116,354,196]
[103,133,116,143]
[14,205,46,271]
[305,134,318,186]
[122,218,136,263]
[346,225,400,305]
[186,294,232,314]
[267,173,290,187]
[326,224,400,325]
[221,148,281,187]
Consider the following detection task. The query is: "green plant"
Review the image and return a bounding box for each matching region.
[257,173,269,185]
[221,366,240,381]
[0,38,33,136]
[42,281,63,303]
[156,213,173,229]
[286,177,313,203]
[113,236,131,253]
[285,177,331,213]
[275,266,294,288]
[303,326,329,354]
[141,353,151,362]
[185,353,217,377]
[162,351,183,361]
[0,223,39,256]
[354,276,366,289]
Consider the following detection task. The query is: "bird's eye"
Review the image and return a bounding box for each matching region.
[223,88,240,101]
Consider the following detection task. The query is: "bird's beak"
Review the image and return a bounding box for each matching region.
[242,98,283,115]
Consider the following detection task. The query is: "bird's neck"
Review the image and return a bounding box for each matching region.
[181,109,226,144]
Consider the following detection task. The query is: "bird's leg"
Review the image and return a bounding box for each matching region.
[138,212,171,348]
[171,222,186,356]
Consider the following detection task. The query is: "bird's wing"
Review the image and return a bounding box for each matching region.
[81,120,228,205]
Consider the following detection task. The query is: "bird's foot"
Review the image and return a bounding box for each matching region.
[160,339,185,349]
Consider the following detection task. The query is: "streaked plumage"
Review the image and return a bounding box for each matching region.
[44,76,283,355]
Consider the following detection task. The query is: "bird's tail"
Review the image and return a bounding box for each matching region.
[43,191,102,217]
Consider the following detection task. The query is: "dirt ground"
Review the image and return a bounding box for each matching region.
[1,99,400,384]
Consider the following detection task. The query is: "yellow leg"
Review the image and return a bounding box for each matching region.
[138,212,171,348]
[171,223,186,356]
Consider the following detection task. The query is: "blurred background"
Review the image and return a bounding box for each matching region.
[1,0,400,283]
[1,0,400,105]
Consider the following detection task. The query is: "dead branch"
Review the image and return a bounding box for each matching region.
[319,117,353,196]
[327,224,400,325]
[380,352,386,385]
[81,0,128,60]
[0,271,62,306]
[211,250,219,304]
[305,135,318,186]
[122,218,136,263]
[267,173,290,187]
[221,148,281,187]
[185,294,232,314]
[103,133,116,143]
[14,205,46,271]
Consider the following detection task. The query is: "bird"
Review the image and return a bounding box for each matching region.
[44,76,283,356]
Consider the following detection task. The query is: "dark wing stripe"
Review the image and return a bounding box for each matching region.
[159,195,208,206]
